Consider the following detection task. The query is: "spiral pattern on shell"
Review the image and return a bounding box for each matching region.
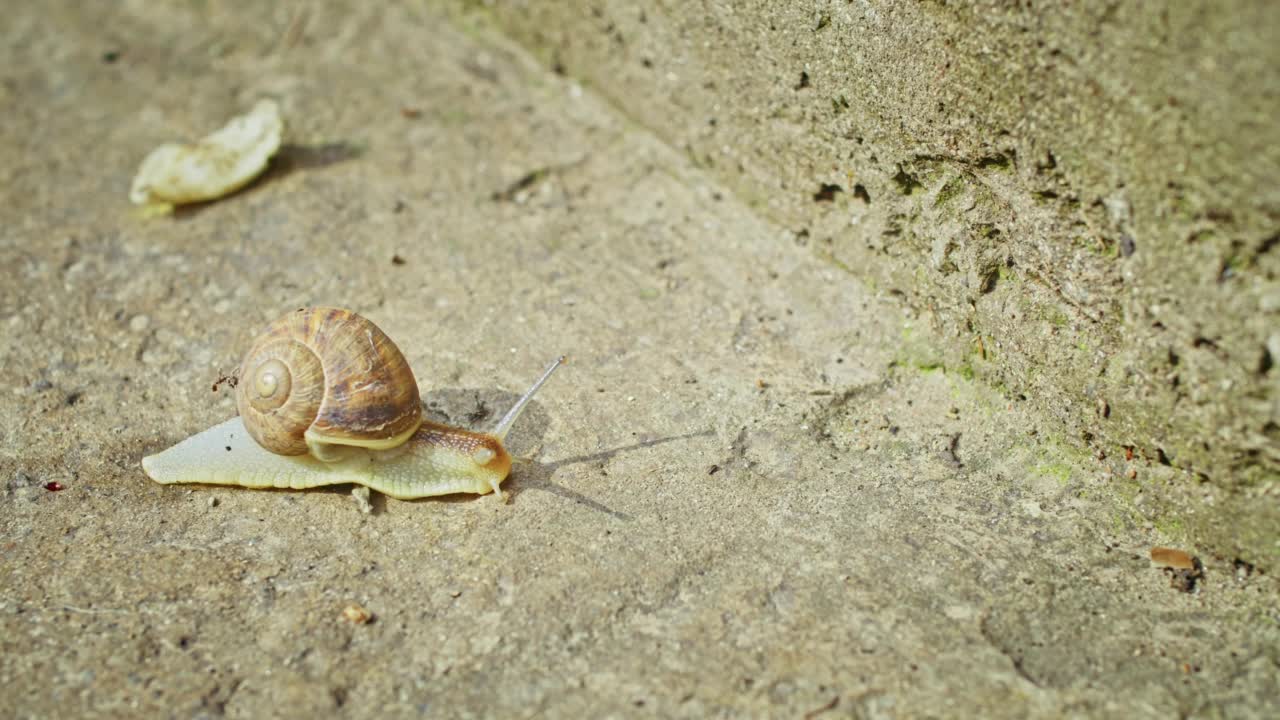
[234,307,423,456]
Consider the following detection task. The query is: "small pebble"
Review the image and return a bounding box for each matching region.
[341,603,373,625]
[129,315,150,332]
[352,486,373,514]
[207,496,219,508]
[32,379,53,392]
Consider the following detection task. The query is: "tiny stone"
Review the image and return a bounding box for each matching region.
[341,603,373,625]
[352,486,373,514]
[129,315,150,332]
[208,496,219,508]
[32,379,53,392]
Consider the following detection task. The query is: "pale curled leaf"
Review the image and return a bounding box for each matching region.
[130,99,284,207]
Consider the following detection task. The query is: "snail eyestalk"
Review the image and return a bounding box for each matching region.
[492,356,566,442]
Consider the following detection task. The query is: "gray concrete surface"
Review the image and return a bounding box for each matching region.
[1,2,1277,718]
[451,0,1280,568]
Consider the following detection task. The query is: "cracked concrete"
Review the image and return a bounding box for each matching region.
[1,2,1277,718]
[455,0,1280,568]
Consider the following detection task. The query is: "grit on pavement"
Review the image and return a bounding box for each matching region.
[1,3,1276,718]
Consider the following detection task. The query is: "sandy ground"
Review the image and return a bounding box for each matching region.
[2,3,1276,718]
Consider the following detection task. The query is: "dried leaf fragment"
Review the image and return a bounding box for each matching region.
[130,99,284,209]
[1150,546,1196,570]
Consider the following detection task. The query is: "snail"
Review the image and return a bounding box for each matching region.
[141,307,563,500]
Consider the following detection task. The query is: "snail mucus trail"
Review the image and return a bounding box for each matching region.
[142,307,564,500]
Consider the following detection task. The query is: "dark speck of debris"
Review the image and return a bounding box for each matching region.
[941,433,963,467]
[1164,565,1204,594]
[212,373,239,393]
[1192,336,1220,352]
[1120,235,1136,257]
[33,379,53,392]
[44,482,64,492]
[976,154,1010,170]
[853,184,871,203]
[492,169,546,202]
[813,183,843,202]
[400,107,422,119]
[102,50,121,63]
[392,255,407,266]
[888,425,900,435]
[64,391,83,406]
[393,199,406,213]
[708,464,720,475]
[892,168,923,195]
[796,70,810,90]
[225,446,232,452]
[466,398,492,426]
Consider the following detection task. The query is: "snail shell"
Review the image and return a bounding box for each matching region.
[235,307,423,458]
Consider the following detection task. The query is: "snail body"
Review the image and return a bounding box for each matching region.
[141,307,562,500]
